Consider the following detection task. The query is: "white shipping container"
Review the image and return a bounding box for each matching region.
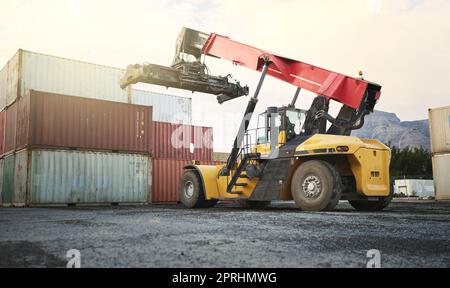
[23,149,151,205]
[394,179,435,197]
[429,106,450,154]
[0,49,129,110]
[131,89,192,125]
[432,153,450,200]
[0,51,20,109]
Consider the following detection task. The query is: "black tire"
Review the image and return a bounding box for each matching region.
[320,161,343,211]
[348,181,393,212]
[291,160,342,211]
[179,170,218,209]
[238,199,271,209]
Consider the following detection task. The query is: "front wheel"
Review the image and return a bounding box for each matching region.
[179,170,218,208]
[291,160,342,211]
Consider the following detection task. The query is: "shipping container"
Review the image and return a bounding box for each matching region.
[26,149,151,205]
[4,103,17,154]
[394,179,435,197]
[0,61,6,109]
[1,154,14,206]
[0,49,128,110]
[432,153,450,200]
[0,158,3,206]
[152,121,213,160]
[13,90,152,154]
[151,158,224,203]
[429,106,450,154]
[131,89,192,125]
[13,149,28,206]
[0,51,20,109]
[0,111,5,156]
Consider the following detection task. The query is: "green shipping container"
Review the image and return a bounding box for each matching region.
[0,158,3,206]
[13,149,28,206]
[1,154,14,206]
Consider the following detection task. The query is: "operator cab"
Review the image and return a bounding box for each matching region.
[250,106,307,156]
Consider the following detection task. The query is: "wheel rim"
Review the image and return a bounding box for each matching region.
[184,181,195,199]
[302,175,322,199]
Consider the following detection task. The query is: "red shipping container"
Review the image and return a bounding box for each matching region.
[4,102,17,154]
[151,158,225,203]
[14,90,152,154]
[0,111,5,156]
[152,121,213,160]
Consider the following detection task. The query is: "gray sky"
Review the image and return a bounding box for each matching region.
[1,0,449,151]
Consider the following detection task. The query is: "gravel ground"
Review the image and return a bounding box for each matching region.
[0,200,449,268]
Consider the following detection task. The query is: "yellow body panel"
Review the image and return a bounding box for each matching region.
[278,130,287,145]
[194,134,391,200]
[294,134,391,197]
[252,143,271,155]
[194,164,259,200]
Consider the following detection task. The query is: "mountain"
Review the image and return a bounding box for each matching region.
[351,110,430,150]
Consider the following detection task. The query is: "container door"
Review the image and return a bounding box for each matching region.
[13,150,29,206]
[2,154,14,205]
[0,158,3,206]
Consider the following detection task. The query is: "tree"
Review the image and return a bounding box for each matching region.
[387,143,432,179]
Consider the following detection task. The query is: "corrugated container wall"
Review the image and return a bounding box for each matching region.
[152,121,213,160]
[0,61,6,109]
[432,153,450,200]
[0,158,3,206]
[1,154,14,206]
[28,150,151,205]
[0,111,5,155]
[13,149,28,206]
[0,49,128,110]
[0,51,19,109]
[131,89,192,125]
[4,102,17,154]
[15,90,152,154]
[429,106,450,154]
[151,159,224,203]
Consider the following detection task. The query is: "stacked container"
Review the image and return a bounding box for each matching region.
[0,48,221,206]
[429,106,450,200]
[148,121,223,203]
[0,49,157,206]
[0,49,129,109]
[0,90,153,206]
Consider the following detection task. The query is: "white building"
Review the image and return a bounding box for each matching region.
[394,179,435,198]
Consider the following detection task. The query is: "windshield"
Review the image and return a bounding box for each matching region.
[286,109,306,135]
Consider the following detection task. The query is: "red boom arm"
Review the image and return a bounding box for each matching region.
[202,33,380,110]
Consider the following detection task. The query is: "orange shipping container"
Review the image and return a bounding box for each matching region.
[0,111,5,156]
[12,90,152,154]
[4,103,17,154]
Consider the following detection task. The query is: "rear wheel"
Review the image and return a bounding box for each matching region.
[348,181,393,211]
[238,199,271,209]
[179,170,218,208]
[291,160,342,211]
